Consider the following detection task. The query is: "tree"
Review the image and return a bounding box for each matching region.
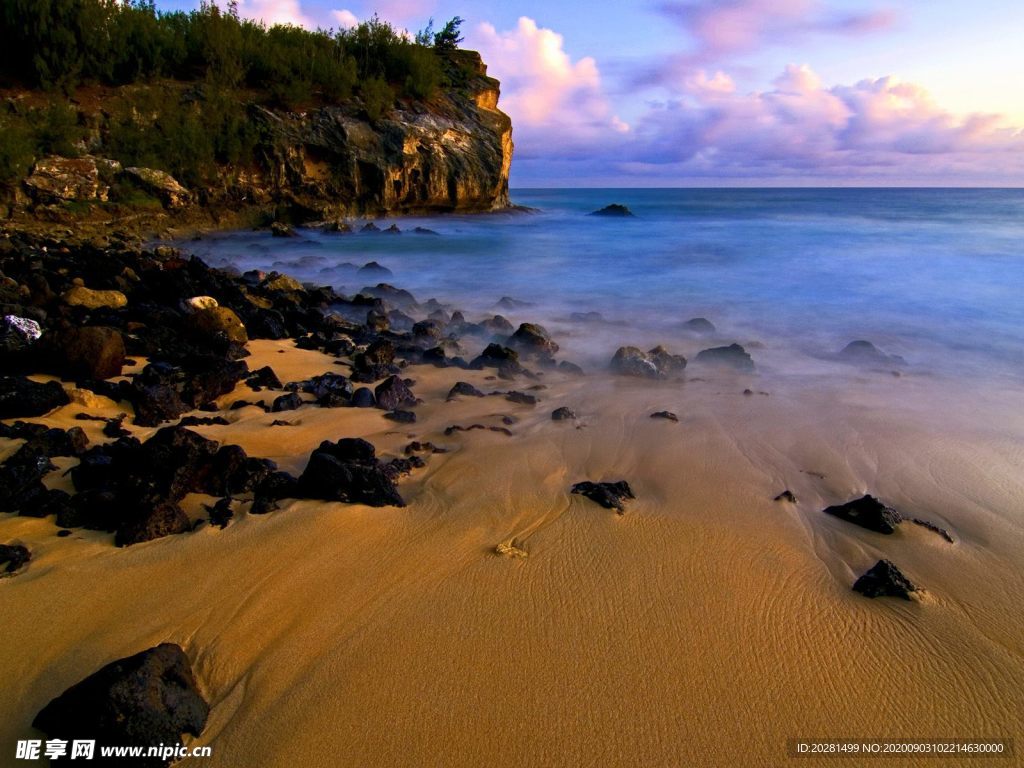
[433,16,463,51]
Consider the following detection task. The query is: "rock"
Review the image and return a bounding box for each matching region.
[823,495,902,534]
[62,286,128,310]
[684,317,716,334]
[33,643,209,766]
[115,501,191,547]
[206,497,234,529]
[298,438,405,507]
[351,339,397,382]
[0,543,30,574]
[351,387,376,408]
[609,346,685,379]
[551,407,577,421]
[357,261,393,278]
[648,345,688,375]
[55,326,127,380]
[571,481,635,513]
[837,340,906,366]
[506,391,537,405]
[911,518,954,543]
[384,224,401,234]
[183,296,219,313]
[413,227,439,235]
[774,490,797,503]
[124,166,192,208]
[411,319,444,346]
[361,222,381,233]
[558,360,585,376]
[589,203,634,217]
[470,343,521,374]
[270,392,302,412]
[852,559,917,599]
[271,221,296,237]
[1,314,42,354]
[694,343,755,372]
[262,272,304,292]
[290,372,353,407]
[496,296,531,310]
[0,376,69,418]
[508,322,558,357]
[130,384,189,427]
[447,381,485,399]
[189,306,248,345]
[481,315,515,335]
[375,375,416,411]
[247,366,283,390]
[24,156,109,202]
[650,411,679,422]
[385,409,416,424]
[201,446,277,496]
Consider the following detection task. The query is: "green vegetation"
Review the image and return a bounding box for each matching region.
[0,1,471,191]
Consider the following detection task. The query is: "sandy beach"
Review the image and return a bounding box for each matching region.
[3,336,1023,767]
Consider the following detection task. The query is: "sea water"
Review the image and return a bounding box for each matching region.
[187,188,1024,387]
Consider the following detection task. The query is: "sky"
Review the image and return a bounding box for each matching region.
[163,0,1024,186]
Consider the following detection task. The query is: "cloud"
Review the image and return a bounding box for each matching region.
[471,17,630,159]
[658,0,896,60]
[614,65,1024,182]
[331,9,359,29]
[236,0,313,28]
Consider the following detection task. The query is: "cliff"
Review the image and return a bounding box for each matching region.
[3,50,513,230]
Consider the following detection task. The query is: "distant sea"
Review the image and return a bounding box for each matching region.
[188,188,1024,386]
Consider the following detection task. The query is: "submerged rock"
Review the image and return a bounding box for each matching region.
[551,407,577,421]
[571,480,635,513]
[852,559,917,599]
[33,643,209,767]
[823,494,902,534]
[589,204,635,217]
[694,343,755,372]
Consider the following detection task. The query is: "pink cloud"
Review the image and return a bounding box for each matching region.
[237,0,313,27]
[470,17,630,157]
[330,9,359,29]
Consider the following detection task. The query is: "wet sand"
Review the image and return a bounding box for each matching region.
[2,339,1023,767]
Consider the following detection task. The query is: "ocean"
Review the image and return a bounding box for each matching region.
[187,188,1024,386]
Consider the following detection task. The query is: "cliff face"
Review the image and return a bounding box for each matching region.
[250,51,513,217]
[9,50,513,226]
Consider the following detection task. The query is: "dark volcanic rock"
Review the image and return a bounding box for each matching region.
[694,343,755,372]
[374,375,416,411]
[508,322,558,357]
[358,261,393,278]
[852,559,917,599]
[247,366,283,390]
[837,340,906,367]
[589,204,635,217]
[131,384,189,427]
[114,501,191,547]
[54,326,127,380]
[609,346,686,379]
[447,381,485,399]
[298,438,404,507]
[774,490,797,503]
[571,480,635,513]
[551,407,577,421]
[650,411,679,422]
[683,317,716,334]
[271,392,304,412]
[351,387,376,408]
[33,643,209,767]
[0,376,69,418]
[385,409,416,424]
[0,543,31,574]
[911,518,954,543]
[351,339,397,382]
[471,344,522,374]
[506,391,537,405]
[823,495,902,534]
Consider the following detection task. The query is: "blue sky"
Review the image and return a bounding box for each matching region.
[163,0,1024,186]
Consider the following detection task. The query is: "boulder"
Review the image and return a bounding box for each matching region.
[447,381,485,399]
[852,559,917,599]
[684,317,716,334]
[271,392,303,412]
[124,166,192,208]
[823,495,902,534]
[270,222,295,237]
[551,407,577,421]
[183,296,219,313]
[351,339,397,382]
[62,286,128,311]
[385,409,416,424]
[0,376,69,418]
[33,643,209,767]
[694,343,755,372]
[298,438,405,507]
[506,391,537,405]
[374,375,416,411]
[837,340,906,366]
[609,346,685,379]
[24,156,109,202]
[0,543,31,574]
[571,481,635,513]
[189,307,248,345]
[508,322,559,357]
[351,387,376,408]
[114,501,191,547]
[1,315,42,354]
[55,326,126,380]
[357,261,393,278]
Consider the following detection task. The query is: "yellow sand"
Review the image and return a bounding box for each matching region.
[1,339,1022,767]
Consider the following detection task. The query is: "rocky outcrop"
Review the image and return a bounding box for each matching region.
[241,50,511,218]
[24,156,110,203]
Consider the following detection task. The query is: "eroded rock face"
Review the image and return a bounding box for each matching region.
[245,51,512,217]
[33,643,209,768]
[124,167,193,208]
[24,156,109,203]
